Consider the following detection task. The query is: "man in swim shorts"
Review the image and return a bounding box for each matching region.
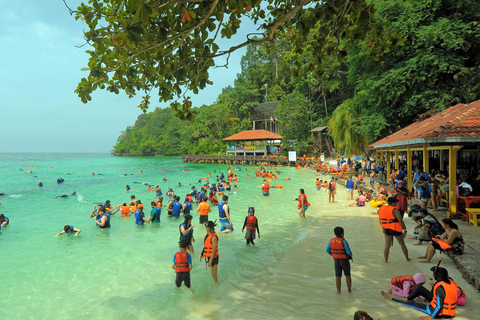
[218,195,233,234]
[378,197,410,263]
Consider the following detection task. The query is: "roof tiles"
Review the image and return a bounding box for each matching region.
[223,130,282,141]
[370,99,480,148]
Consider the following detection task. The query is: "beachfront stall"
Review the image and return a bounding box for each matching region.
[368,100,480,218]
[223,129,282,158]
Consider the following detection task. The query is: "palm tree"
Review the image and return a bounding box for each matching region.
[327,97,368,156]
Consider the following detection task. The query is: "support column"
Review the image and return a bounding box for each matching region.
[386,151,391,179]
[439,150,445,171]
[253,121,256,130]
[375,149,379,164]
[448,146,457,217]
[407,147,412,189]
[423,146,429,174]
[394,149,399,170]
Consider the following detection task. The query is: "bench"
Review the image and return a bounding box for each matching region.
[465,208,480,227]
[457,196,480,222]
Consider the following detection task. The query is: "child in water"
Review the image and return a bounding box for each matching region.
[326,226,352,293]
[55,224,81,237]
[172,240,192,288]
[242,207,260,245]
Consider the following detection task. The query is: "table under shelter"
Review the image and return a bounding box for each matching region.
[223,130,282,158]
[368,100,480,219]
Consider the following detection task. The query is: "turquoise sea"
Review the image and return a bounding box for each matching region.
[1,153,478,319]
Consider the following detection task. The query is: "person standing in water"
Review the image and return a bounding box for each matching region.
[242,207,260,245]
[261,179,270,196]
[297,189,309,218]
[218,195,233,234]
[172,240,193,288]
[179,214,195,254]
[328,177,336,203]
[201,221,219,284]
[378,197,410,263]
[326,226,352,293]
[147,201,161,223]
[197,195,210,225]
[0,214,9,230]
[96,207,111,229]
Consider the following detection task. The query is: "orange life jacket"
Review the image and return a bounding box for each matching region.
[261,182,270,191]
[323,182,329,188]
[378,205,402,232]
[431,238,452,251]
[430,281,457,317]
[174,251,190,273]
[121,206,130,215]
[391,275,416,291]
[197,202,210,216]
[297,194,310,209]
[449,278,465,298]
[330,237,348,259]
[203,232,218,258]
[316,180,321,187]
[130,205,136,212]
[246,215,257,230]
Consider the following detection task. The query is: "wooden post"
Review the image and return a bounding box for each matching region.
[394,148,399,170]
[448,146,457,217]
[407,147,412,190]
[439,149,445,171]
[375,149,378,164]
[253,121,256,130]
[386,150,391,179]
[423,146,429,174]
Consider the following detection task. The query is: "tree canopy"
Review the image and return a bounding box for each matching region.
[68,0,391,120]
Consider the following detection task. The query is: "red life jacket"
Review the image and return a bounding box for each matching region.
[378,205,402,232]
[431,238,452,251]
[246,215,257,230]
[391,275,416,290]
[174,251,190,273]
[186,196,192,203]
[430,281,457,317]
[262,182,269,191]
[330,237,348,259]
[203,232,218,258]
[297,194,310,209]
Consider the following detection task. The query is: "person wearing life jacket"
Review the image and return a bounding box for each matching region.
[134,204,148,225]
[346,176,354,200]
[170,196,183,217]
[182,197,193,215]
[172,240,193,288]
[316,178,322,191]
[155,196,164,209]
[389,273,426,298]
[96,207,111,229]
[179,214,195,254]
[197,195,210,225]
[200,220,219,283]
[147,201,161,223]
[242,207,260,245]
[261,179,270,196]
[297,188,310,218]
[378,197,410,263]
[0,214,9,230]
[196,188,206,203]
[356,191,366,206]
[448,277,466,306]
[218,195,233,234]
[387,267,458,318]
[116,203,130,216]
[55,224,81,237]
[326,226,353,293]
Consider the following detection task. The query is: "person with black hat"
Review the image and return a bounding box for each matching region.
[378,196,411,263]
[381,266,458,318]
[200,220,219,283]
[242,207,260,245]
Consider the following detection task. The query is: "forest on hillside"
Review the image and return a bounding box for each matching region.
[114,0,480,156]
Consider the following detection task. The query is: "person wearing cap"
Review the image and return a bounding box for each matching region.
[172,240,192,288]
[200,221,219,283]
[242,207,260,245]
[382,267,458,318]
[389,273,426,298]
[378,196,411,263]
[179,214,195,254]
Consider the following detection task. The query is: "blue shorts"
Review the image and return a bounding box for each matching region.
[219,219,231,231]
[370,178,374,185]
[301,205,308,210]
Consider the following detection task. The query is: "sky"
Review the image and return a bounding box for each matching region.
[0,0,257,153]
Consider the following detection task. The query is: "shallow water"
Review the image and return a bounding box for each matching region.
[0,153,478,319]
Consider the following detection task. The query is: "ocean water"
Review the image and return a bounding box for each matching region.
[1,153,478,319]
